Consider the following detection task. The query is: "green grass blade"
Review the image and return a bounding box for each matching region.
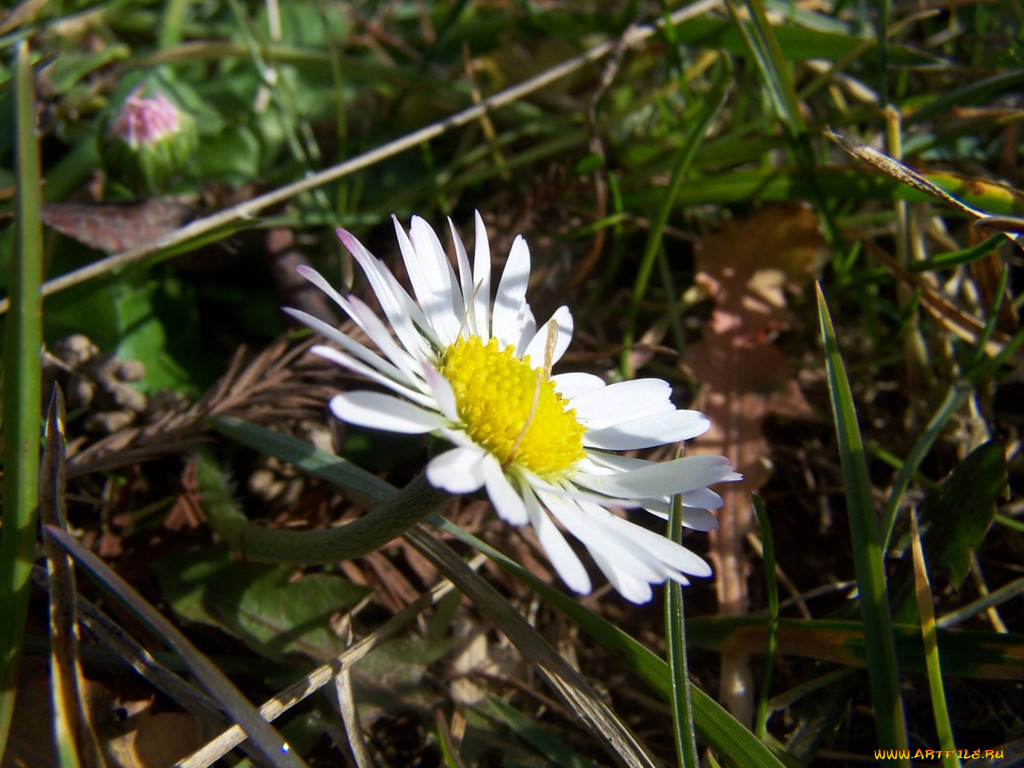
[752,495,778,739]
[909,512,959,766]
[666,492,699,768]
[816,284,909,756]
[0,41,45,760]
[208,416,397,508]
[742,0,806,135]
[909,233,1005,272]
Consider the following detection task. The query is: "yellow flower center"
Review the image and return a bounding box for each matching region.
[439,335,586,479]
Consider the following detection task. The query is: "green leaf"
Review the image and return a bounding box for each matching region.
[906,441,1005,590]
[888,440,1006,623]
[152,548,369,663]
[45,272,215,393]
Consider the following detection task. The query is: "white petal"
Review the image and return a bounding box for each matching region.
[513,303,537,358]
[570,379,675,429]
[448,217,478,335]
[492,235,531,347]
[680,506,720,531]
[590,550,654,604]
[481,457,528,525]
[427,447,487,494]
[472,211,491,341]
[522,306,573,368]
[337,228,434,356]
[580,455,738,499]
[285,308,407,383]
[581,450,651,474]
[330,391,447,433]
[583,410,711,450]
[538,491,667,583]
[420,362,459,422]
[607,514,713,577]
[522,484,592,595]
[295,264,350,311]
[345,296,424,382]
[309,344,433,408]
[553,372,605,400]
[682,487,725,511]
[638,498,721,531]
[397,216,463,342]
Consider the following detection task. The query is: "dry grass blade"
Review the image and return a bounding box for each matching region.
[30,566,226,723]
[404,525,661,768]
[868,244,1024,366]
[826,126,1023,244]
[44,526,308,768]
[825,128,985,215]
[177,571,459,767]
[40,387,106,768]
[329,660,374,768]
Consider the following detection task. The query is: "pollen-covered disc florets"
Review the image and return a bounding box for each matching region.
[440,335,585,478]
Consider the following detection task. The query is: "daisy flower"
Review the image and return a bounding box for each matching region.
[286,213,739,604]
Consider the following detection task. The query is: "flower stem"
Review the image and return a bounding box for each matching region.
[196,452,449,564]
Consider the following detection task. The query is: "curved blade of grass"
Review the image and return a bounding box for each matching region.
[42,526,309,768]
[208,416,396,508]
[208,418,660,767]
[816,284,909,757]
[0,41,45,760]
[909,512,958,765]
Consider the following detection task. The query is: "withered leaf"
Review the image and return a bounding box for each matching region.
[41,197,199,254]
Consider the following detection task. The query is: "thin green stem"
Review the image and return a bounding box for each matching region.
[666,490,699,768]
[0,42,44,760]
[197,451,449,565]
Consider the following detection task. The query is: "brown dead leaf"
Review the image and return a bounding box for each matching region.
[41,198,199,254]
[683,205,825,724]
